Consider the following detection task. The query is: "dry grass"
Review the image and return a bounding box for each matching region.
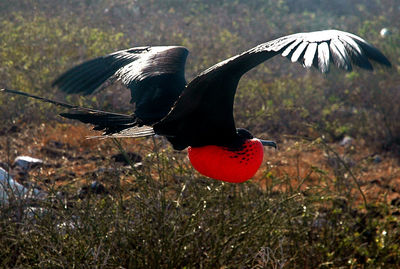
[1,123,400,268]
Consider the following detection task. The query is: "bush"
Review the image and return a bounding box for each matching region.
[1,143,399,267]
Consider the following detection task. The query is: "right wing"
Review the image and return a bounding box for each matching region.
[155,30,391,149]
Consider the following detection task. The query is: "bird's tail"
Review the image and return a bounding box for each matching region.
[1,88,154,138]
[1,88,78,109]
[60,110,155,137]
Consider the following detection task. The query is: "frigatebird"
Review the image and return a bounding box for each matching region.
[2,30,391,182]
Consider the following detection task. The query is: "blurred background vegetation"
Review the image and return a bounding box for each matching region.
[0,0,399,150]
[0,0,400,267]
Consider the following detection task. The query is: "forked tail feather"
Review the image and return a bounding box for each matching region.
[1,88,154,138]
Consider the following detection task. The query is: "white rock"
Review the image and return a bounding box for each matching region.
[339,136,353,147]
[0,168,44,204]
[13,156,43,171]
[380,28,390,38]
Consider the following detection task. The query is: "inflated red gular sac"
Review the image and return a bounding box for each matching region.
[188,138,266,183]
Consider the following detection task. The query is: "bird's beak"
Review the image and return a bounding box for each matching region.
[260,140,277,149]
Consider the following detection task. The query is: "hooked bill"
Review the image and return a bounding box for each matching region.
[188,139,264,183]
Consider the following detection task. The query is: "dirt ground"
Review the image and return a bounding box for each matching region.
[1,122,399,205]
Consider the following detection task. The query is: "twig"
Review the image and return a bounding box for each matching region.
[319,137,368,207]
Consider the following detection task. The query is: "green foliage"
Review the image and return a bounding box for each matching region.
[1,147,399,268]
[0,14,128,92]
[0,13,129,123]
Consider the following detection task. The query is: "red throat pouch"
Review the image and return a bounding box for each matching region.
[187,139,264,183]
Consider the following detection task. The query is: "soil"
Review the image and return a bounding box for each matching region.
[1,122,399,204]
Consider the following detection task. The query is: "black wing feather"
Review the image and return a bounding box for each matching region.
[330,38,352,71]
[53,46,189,124]
[60,110,139,134]
[53,51,138,94]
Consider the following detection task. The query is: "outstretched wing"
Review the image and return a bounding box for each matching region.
[155,30,391,149]
[53,46,189,124]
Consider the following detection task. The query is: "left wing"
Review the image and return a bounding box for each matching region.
[53,46,189,124]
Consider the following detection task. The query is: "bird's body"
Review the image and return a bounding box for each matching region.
[2,30,391,182]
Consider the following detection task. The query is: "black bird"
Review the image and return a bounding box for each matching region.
[2,30,391,182]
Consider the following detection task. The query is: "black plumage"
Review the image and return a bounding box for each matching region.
[54,46,188,123]
[37,30,393,149]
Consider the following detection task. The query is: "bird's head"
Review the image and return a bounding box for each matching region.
[236,128,277,149]
[188,128,277,183]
